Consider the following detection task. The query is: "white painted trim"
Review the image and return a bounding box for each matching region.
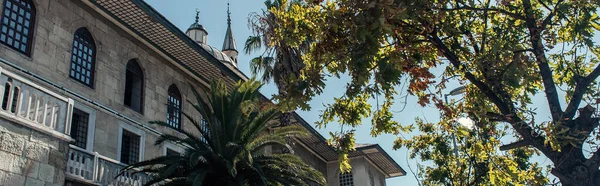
[73,102,96,152]
[117,122,146,163]
[162,142,185,155]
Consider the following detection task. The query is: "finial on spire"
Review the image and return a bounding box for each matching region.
[227,2,231,25]
[195,8,200,23]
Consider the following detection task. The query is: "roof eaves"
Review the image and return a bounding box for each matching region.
[357,144,407,178]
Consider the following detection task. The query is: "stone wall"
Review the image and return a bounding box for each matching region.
[0,0,207,162]
[0,119,68,186]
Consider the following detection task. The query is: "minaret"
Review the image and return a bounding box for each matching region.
[186,9,208,44]
[222,3,238,65]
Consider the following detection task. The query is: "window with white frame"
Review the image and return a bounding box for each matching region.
[120,130,140,165]
[163,142,184,157]
[166,148,180,156]
[69,104,96,151]
[70,108,89,149]
[118,123,144,165]
[339,171,354,186]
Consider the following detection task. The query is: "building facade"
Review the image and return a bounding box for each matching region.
[0,0,405,186]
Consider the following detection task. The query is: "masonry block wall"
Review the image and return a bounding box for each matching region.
[0,0,206,176]
[0,120,67,186]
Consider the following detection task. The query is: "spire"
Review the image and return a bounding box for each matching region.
[195,9,200,24]
[222,2,237,52]
[227,3,231,25]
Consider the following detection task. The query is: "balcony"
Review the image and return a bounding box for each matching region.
[67,145,151,186]
[0,66,74,141]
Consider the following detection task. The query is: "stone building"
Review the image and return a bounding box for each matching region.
[0,0,405,186]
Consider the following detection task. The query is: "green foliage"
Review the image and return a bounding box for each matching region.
[119,80,326,186]
[249,0,600,184]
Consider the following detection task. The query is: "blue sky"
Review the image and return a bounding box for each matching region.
[143,0,559,185]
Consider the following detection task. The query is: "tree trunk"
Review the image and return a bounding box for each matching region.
[552,164,600,186]
[550,113,600,186]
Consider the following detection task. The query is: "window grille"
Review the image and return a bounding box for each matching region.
[120,130,141,165]
[70,108,90,149]
[69,28,96,87]
[339,171,354,186]
[167,85,181,130]
[0,0,34,55]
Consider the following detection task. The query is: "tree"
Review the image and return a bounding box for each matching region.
[245,0,316,126]
[119,80,326,186]
[248,0,600,185]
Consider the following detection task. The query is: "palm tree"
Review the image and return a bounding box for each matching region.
[120,80,326,186]
[245,0,311,126]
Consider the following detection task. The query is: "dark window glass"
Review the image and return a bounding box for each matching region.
[120,130,140,165]
[339,172,354,186]
[70,108,89,149]
[69,28,96,87]
[124,60,143,113]
[0,0,34,55]
[200,118,209,143]
[166,148,180,156]
[167,85,181,130]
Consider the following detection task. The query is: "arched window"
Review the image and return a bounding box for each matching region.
[167,84,182,130]
[124,59,143,113]
[0,0,35,55]
[69,28,96,87]
[339,171,354,186]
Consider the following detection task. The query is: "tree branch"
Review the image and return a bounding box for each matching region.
[564,64,600,119]
[522,0,564,121]
[500,140,532,151]
[541,0,565,29]
[433,6,527,21]
[427,31,512,115]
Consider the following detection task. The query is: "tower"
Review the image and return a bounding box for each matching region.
[222,3,238,65]
[186,9,208,44]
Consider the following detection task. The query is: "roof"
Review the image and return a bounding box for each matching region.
[83,0,245,88]
[188,22,206,33]
[291,113,406,178]
[352,144,407,177]
[83,0,404,179]
[199,43,235,65]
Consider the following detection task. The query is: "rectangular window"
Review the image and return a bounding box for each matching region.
[70,108,89,149]
[166,148,180,157]
[120,130,141,165]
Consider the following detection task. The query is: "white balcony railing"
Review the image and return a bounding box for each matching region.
[0,67,74,140]
[67,145,151,186]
